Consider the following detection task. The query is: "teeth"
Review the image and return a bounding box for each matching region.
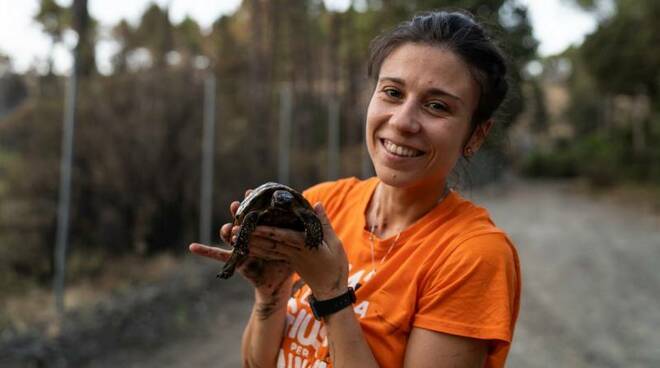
[383,139,421,157]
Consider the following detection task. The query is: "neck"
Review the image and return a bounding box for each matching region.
[367,178,448,239]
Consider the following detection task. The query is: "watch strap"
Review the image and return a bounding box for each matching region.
[307,287,356,320]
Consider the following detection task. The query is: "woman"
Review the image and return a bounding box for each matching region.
[190,10,520,368]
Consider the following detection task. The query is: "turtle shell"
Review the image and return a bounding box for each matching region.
[218,182,323,279]
[234,182,313,225]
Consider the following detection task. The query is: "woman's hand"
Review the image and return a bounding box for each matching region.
[249,203,349,300]
[189,192,294,299]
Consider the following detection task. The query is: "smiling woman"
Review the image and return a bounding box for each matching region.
[190,9,520,368]
[366,44,482,189]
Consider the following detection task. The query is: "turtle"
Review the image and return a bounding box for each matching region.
[218,182,323,279]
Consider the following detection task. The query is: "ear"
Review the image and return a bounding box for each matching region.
[463,119,494,157]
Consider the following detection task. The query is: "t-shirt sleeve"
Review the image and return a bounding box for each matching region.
[302,177,360,216]
[302,181,336,206]
[413,233,520,344]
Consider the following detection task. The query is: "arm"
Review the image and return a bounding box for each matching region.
[241,279,293,368]
[190,196,296,368]
[322,301,379,367]
[318,302,486,368]
[191,242,293,368]
[404,328,487,367]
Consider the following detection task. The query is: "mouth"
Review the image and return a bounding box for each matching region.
[381,139,424,158]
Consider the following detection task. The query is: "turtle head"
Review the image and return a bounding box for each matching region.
[271,190,294,209]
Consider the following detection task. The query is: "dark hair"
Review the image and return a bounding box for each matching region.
[368,10,509,128]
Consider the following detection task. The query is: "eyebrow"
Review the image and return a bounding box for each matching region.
[378,76,464,104]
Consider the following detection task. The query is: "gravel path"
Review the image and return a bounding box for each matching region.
[472,178,660,368]
[93,178,660,368]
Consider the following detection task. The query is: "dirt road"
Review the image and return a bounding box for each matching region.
[95,178,660,368]
[478,179,660,368]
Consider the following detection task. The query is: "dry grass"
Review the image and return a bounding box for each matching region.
[571,179,660,216]
[0,252,180,335]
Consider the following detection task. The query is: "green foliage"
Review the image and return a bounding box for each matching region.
[581,0,660,97]
[521,147,579,179]
[34,0,70,42]
[35,0,97,75]
[521,127,660,186]
[135,4,174,67]
[541,0,660,186]
[573,133,624,186]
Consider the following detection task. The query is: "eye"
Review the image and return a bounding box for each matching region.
[382,87,403,99]
[426,101,449,114]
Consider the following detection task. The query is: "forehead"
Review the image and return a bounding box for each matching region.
[379,43,479,108]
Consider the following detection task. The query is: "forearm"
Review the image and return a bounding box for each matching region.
[324,306,379,368]
[241,284,291,367]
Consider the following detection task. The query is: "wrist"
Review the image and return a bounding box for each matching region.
[254,277,293,303]
[253,290,289,321]
[311,285,349,301]
[307,286,356,320]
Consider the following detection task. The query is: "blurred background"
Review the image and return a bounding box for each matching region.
[0,0,658,367]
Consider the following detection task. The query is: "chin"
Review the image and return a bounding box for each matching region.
[373,159,450,191]
[373,166,421,188]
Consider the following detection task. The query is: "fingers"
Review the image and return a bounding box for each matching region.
[313,203,329,225]
[249,233,297,257]
[189,243,232,262]
[220,223,232,243]
[223,190,251,241]
[252,226,305,250]
[313,203,336,236]
[230,201,240,217]
[247,242,289,261]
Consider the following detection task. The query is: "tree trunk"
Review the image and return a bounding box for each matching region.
[72,0,95,76]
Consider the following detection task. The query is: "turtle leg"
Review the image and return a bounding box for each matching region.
[234,211,260,255]
[218,211,260,279]
[298,209,323,249]
[218,249,244,279]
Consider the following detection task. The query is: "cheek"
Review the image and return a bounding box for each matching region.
[365,97,380,138]
[429,124,468,156]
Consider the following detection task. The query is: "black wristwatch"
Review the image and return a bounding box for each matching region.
[307,287,357,320]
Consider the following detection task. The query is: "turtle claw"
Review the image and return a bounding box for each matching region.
[218,263,235,279]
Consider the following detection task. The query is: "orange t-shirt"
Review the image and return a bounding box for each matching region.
[277,177,520,368]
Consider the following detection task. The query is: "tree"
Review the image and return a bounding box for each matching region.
[34,0,96,76]
[173,16,204,64]
[71,0,95,76]
[34,0,69,75]
[135,4,174,68]
[549,0,660,182]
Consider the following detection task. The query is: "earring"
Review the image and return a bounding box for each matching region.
[464,146,474,158]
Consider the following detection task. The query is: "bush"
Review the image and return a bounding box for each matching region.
[521,150,579,178]
[520,131,651,187]
[573,133,624,187]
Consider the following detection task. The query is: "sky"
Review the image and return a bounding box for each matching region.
[0,0,601,75]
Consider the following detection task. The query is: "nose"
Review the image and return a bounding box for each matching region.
[389,100,421,134]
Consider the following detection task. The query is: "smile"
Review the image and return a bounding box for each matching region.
[381,139,424,158]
